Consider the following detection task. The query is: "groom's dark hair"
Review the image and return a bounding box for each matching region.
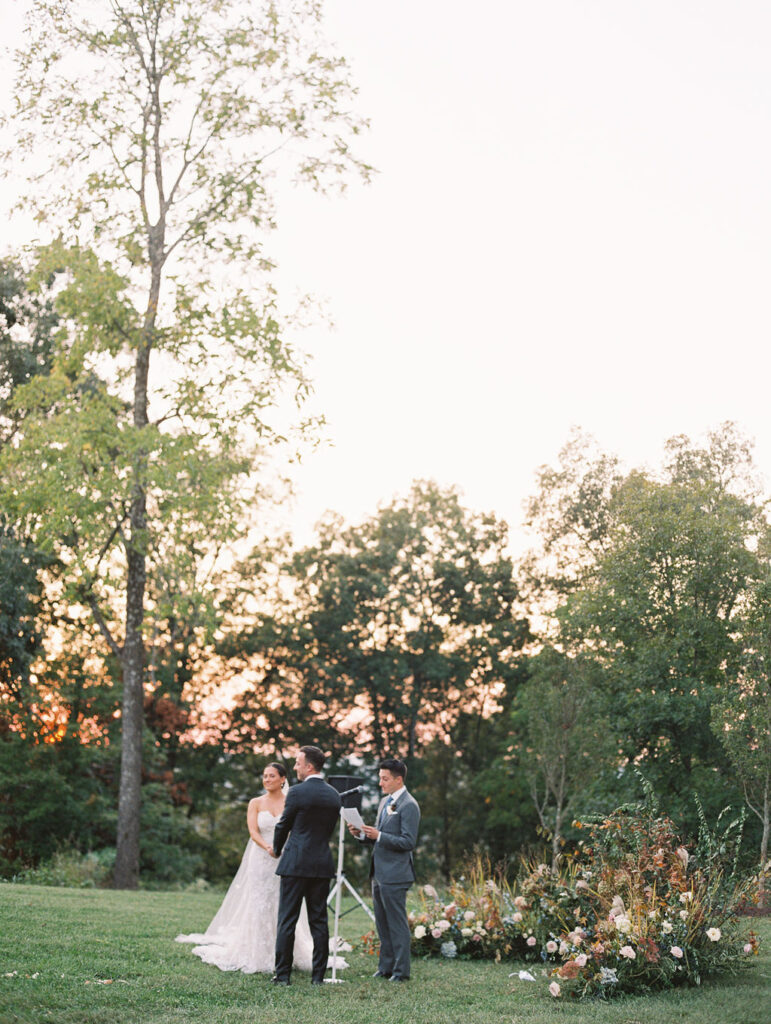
[300,745,325,771]
[379,757,407,779]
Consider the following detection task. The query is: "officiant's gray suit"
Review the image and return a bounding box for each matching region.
[362,788,420,981]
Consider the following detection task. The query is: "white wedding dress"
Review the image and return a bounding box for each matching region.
[175,810,314,973]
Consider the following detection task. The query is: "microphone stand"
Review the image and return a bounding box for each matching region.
[327,786,375,984]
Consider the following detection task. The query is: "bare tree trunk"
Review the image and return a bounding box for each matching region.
[113,277,155,885]
[113,527,147,888]
[760,776,769,904]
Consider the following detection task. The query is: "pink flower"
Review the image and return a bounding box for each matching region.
[575,880,589,891]
[549,981,561,998]
[619,946,636,959]
[513,896,528,909]
[512,912,523,923]
[671,946,684,959]
[431,928,442,939]
[744,943,753,954]
[545,941,558,954]
[526,936,537,947]
[472,934,482,943]
[574,953,588,967]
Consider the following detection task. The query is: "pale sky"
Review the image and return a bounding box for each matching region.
[3,0,771,553]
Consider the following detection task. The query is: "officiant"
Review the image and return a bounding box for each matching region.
[349,758,420,983]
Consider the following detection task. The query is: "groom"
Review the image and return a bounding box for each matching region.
[271,745,341,985]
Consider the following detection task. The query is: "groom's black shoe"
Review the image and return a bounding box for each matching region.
[270,976,290,986]
[389,976,408,982]
[310,978,325,986]
[372,970,392,978]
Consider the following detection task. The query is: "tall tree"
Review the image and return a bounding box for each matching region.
[713,573,771,887]
[513,647,613,869]
[226,481,529,759]
[3,0,369,887]
[549,425,765,828]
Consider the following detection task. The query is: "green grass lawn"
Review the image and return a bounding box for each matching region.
[0,883,768,1024]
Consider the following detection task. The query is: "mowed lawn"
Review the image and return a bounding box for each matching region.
[0,884,769,1024]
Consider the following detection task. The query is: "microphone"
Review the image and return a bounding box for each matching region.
[338,784,364,796]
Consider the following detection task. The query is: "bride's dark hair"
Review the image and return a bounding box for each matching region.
[266,761,287,778]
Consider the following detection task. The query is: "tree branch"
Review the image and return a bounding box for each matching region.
[87,593,124,660]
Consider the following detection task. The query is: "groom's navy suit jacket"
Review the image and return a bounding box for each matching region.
[273,776,341,878]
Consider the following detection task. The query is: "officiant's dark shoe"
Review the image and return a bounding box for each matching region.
[310,978,325,986]
[372,970,391,978]
[389,975,408,982]
[270,976,290,986]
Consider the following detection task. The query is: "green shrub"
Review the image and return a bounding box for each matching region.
[14,845,114,888]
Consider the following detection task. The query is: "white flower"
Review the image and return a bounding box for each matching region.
[423,884,438,900]
[679,891,693,904]
[671,946,684,959]
[545,940,558,953]
[615,915,632,935]
[440,940,457,959]
[662,921,673,934]
[461,928,473,937]
[574,953,588,967]
[559,941,570,956]
[437,919,452,932]
[478,927,487,936]
[414,925,426,939]
[619,945,636,959]
[679,910,689,921]
[463,910,476,922]
[706,927,721,942]
[512,912,523,923]
[549,981,561,998]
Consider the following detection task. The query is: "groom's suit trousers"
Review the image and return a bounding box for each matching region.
[275,875,331,982]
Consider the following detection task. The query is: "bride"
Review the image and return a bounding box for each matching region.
[175,762,314,973]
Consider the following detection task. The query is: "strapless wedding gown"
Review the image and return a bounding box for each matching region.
[175,810,314,973]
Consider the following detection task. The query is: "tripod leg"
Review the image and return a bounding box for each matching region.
[342,874,375,921]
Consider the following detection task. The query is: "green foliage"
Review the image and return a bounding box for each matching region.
[226,480,528,761]
[524,424,766,838]
[513,647,614,867]
[0,731,116,876]
[14,846,114,888]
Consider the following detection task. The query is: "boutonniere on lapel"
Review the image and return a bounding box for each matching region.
[386,803,398,816]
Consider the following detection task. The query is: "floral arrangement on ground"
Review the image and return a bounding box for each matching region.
[407,802,760,999]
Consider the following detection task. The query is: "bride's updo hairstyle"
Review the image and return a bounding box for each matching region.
[265,762,287,778]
